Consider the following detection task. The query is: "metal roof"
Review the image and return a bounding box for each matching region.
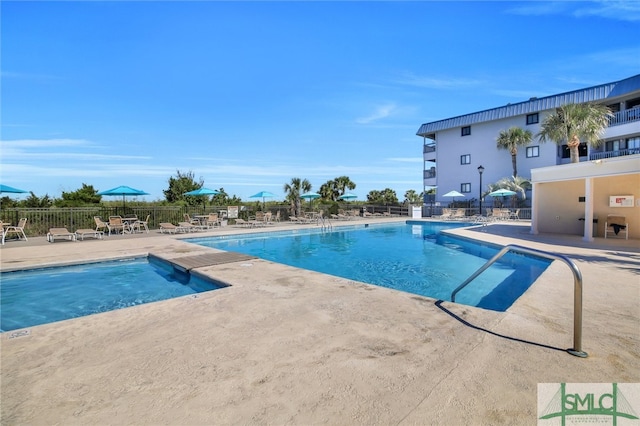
[416,74,640,137]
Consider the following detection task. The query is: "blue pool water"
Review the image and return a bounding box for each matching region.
[187,221,550,311]
[0,257,225,332]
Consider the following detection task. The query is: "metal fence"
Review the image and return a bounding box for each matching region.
[1,204,413,237]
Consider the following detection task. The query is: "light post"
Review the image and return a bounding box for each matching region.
[477,165,484,215]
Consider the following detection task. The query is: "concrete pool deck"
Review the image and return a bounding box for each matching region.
[1,218,639,424]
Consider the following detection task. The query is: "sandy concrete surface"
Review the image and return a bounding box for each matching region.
[1,219,638,425]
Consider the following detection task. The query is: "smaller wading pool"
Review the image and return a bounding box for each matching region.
[0,257,226,332]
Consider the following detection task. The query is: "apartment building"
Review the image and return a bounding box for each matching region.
[417,74,640,206]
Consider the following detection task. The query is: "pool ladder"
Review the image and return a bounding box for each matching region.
[318,216,333,231]
[450,244,587,358]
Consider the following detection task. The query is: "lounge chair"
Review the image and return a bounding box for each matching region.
[75,229,104,240]
[508,209,520,221]
[178,221,205,232]
[233,218,253,228]
[159,222,188,234]
[435,209,453,220]
[3,218,28,243]
[451,209,467,220]
[46,227,77,243]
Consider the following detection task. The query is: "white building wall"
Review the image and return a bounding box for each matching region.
[430,115,557,204]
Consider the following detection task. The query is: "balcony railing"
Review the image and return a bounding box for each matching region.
[423,144,436,154]
[424,168,436,179]
[590,148,640,161]
[609,107,640,126]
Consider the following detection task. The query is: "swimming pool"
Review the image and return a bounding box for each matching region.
[0,257,226,332]
[187,221,550,311]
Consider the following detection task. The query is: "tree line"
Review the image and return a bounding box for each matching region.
[1,171,426,210]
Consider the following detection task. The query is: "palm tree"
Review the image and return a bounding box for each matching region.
[283,178,311,217]
[334,176,356,196]
[537,102,613,163]
[496,126,533,177]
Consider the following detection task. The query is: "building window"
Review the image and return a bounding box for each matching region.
[460,154,471,165]
[605,139,623,151]
[526,146,539,158]
[627,137,640,149]
[526,113,539,125]
[461,126,471,136]
[461,183,471,193]
[560,143,588,159]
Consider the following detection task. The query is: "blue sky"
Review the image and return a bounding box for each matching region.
[2,1,639,202]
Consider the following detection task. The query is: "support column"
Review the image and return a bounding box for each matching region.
[582,177,595,242]
[531,182,540,235]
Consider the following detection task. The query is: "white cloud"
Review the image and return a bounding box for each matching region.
[386,157,423,163]
[356,103,397,124]
[394,73,482,90]
[505,0,640,22]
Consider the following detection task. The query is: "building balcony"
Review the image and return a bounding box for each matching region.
[424,168,436,179]
[609,107,640,126]
[590,148,640,161]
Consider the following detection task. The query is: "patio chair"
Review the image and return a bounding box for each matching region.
[206,213,220,228]
[107,216,128,235]
[3,218,28,243]
[94,216,108,232]
[183,213,200,226]
[131,214,150,233]
[508,209,521,221]
[47,227,77,243]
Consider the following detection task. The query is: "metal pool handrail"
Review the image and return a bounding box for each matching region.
[450,244,587,358]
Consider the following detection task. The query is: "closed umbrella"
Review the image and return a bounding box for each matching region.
[98,185,149,210]
[0,184,28,194]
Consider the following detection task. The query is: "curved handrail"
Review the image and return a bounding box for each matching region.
[450,244,587,358]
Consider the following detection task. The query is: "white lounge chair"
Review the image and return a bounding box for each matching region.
[47,227,76,243]
[75,229,104,240]
[159,222,188,234]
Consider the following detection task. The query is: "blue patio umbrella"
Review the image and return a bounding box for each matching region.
[250,191,276,208]
[98,185,149,209]
[488,189,517,197]
[184,187,221,209]
[183,187,221,196]
[300,192,321,201]
[0,184,28,194]
[338,192,357,200]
